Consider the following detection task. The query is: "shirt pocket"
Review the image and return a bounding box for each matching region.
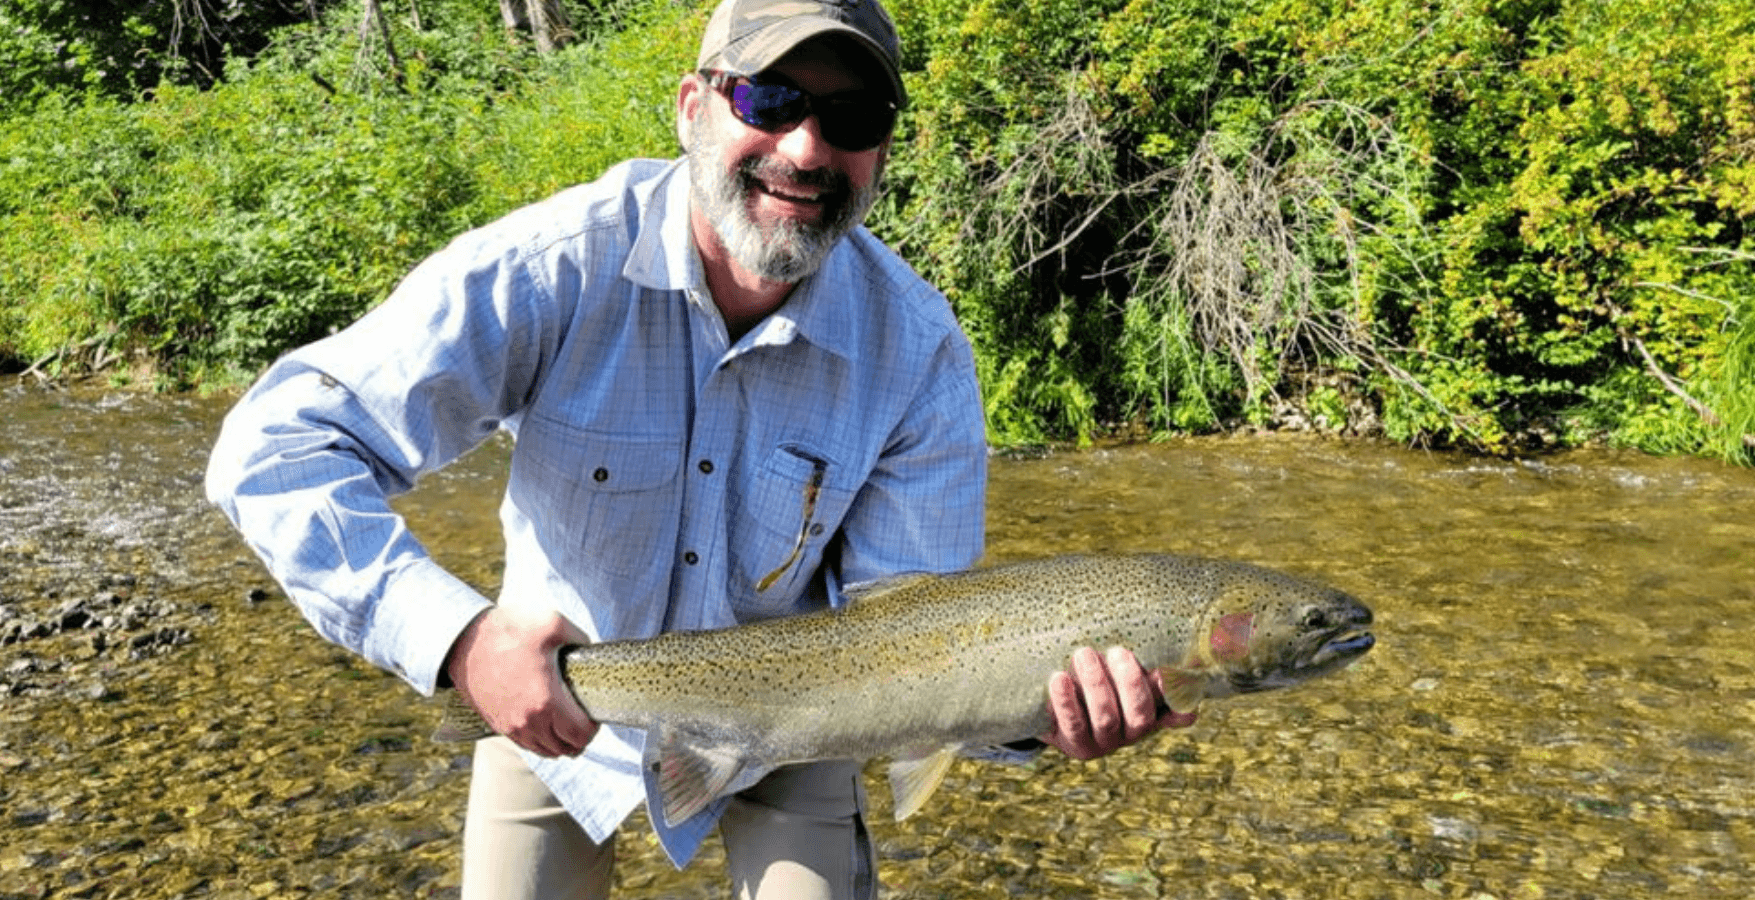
[512,414,682,580]
[733,442,856,617]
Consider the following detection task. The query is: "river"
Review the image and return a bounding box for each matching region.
[1,383,1750,899]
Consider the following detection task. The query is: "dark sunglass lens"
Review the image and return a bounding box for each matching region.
[819,102,895,152]
[731,81,808,130]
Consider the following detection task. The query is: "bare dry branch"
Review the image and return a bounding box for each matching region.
[1614,307,1755,451]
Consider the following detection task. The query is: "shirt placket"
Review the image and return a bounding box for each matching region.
[665,287,742,634]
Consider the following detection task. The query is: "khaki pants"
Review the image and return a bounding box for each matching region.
[462,737,875,900]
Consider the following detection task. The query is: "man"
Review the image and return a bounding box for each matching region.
[205,0,1193,897]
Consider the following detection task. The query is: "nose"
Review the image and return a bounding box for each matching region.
[772,112,835,170]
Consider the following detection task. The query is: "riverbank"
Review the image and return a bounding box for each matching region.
[0,383,482,898]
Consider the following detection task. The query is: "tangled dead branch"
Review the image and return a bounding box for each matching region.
[1113,101,1479,438]
[952,75,1492,443]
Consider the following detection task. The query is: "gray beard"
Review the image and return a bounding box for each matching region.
[687,112,880,284]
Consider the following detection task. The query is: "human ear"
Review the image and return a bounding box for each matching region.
[676,73,705,149]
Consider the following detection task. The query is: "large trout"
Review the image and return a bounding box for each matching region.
[436,553,1374,825]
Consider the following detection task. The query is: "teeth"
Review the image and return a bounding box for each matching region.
[763,180,821,202]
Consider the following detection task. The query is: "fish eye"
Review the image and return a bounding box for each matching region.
[1301,608,1331,630]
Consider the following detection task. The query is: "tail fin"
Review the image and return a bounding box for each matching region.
[432,690,497,742]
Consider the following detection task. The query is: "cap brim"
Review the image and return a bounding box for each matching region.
[711,19,907,108]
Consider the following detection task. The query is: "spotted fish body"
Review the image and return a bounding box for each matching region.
[437,554,1375,826]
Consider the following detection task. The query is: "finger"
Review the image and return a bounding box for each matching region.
[538,613,596,754]
[531,717,584,759]
[553,712,598,754]
[1042,669,1098,760]
[546,722,591,758]
[550,614,593,650]
[1105,646,1160,744]
[1157,708,1199,729]
[487,689,576,759]
[549,685,600,754]
[543,655,598,755]
[505,720,562,759]
[1071,646,1123,754]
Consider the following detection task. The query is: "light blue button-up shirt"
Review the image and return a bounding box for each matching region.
[205,157,988,865]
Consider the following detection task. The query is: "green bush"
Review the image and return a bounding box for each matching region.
[1412,0,1755,454]
[2,0,1751,461]
[881,0,1753,454]
[0,0,318,115]
[0,0,689,385]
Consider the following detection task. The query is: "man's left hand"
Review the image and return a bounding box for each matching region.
[1040,646,1198,760]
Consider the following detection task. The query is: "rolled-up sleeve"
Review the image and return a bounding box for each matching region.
[204,217,559,695]
[206,364,496,694]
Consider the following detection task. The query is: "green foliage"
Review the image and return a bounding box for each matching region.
[883,0,1450,443]
[465,0,696,214]
[880,0,1754,455]
[0,0,165,109]
[0,0,319,115]
[3,0,1752,462]
[0,0,689,384]
[1413,0,1755,453]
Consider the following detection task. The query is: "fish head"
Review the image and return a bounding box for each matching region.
[1198,566,1375,697]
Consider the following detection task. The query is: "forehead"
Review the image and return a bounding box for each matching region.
[766,35,881,95]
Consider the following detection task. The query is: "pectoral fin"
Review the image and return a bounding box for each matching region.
[432,690,496,743]
[1161,670,1210,715]
[650,729,750,827]
[886,747,958,821]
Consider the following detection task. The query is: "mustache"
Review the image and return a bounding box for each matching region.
[735,155,851,199]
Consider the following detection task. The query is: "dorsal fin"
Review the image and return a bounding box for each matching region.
[842,572,936,604]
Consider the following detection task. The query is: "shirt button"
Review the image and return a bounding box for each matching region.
[683,551,699,565]
[593,468,609,482]
[697,460,715,475]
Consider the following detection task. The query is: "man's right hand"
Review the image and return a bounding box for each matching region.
[444,606,599,758]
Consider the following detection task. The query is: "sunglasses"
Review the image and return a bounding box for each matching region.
[702,70,897,153]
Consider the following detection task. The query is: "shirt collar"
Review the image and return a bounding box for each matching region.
[622,157,701,295]
[623,157,861,362]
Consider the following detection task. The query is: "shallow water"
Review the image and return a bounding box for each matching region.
[1,384,1751,899]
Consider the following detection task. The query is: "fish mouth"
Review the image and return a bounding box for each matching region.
[1309,629,1375,668]
[1306,603,1375,672]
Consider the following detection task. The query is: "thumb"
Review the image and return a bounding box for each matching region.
[517,607,587,654]
[553,614,592,649]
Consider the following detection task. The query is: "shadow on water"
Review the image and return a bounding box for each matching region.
[1,383,1750,898]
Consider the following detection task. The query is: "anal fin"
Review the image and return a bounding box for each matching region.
[650,730,750,827]
[886,747,958,821]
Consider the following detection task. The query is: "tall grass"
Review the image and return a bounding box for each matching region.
[0,0,693,386]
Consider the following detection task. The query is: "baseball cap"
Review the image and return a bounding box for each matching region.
[697,0,908,108]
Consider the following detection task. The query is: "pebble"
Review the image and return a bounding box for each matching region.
[1429,816,1479,843]
[0,566,205,697]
